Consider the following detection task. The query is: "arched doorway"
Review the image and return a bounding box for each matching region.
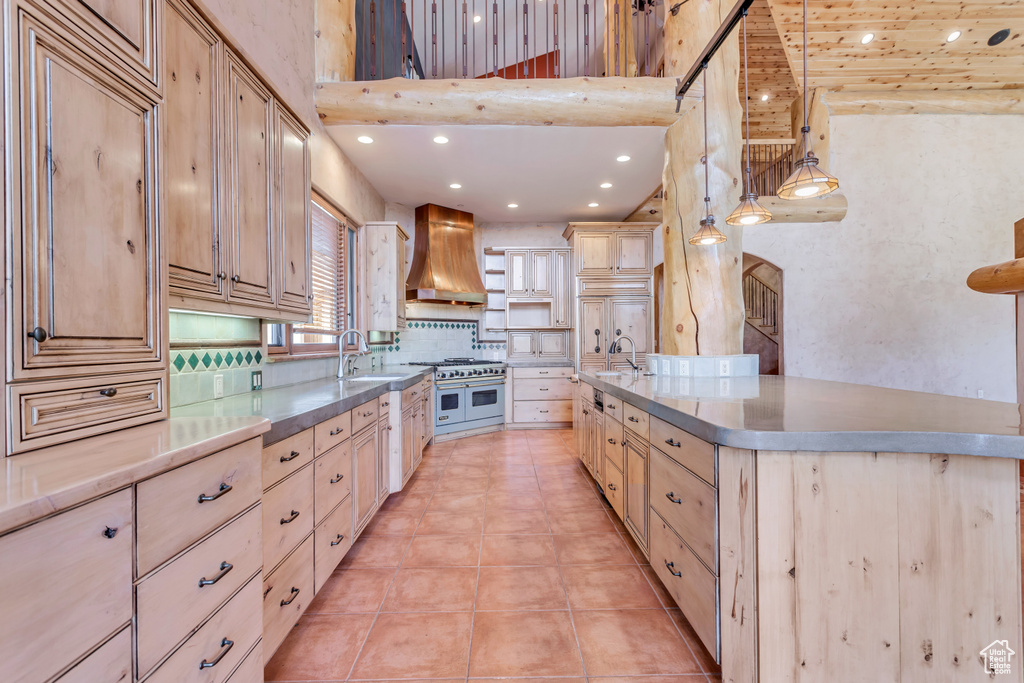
[742,253,783,374]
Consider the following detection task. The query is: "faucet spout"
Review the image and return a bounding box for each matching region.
[610,335,639,378]
[338,329,369,379]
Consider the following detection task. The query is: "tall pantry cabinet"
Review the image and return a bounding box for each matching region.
[562,223,657,374]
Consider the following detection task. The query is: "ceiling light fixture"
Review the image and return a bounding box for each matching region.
[761,93,769,102]
[588,202,599,208]
[473,15,481,23]
[600,182,613,189]
[449,183,462,189]
[861,33,874,45]
[689,67,726,247]
[728,11,772,227]
[946,30,961,42]
[778,0,839,201]
[357,135,374,144]
[507,203,518,208]
[433,135,449,144]
[616,155,631,162]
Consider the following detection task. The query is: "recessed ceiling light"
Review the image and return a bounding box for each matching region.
[761,94,769,102]
[449,183,462,189]
[616,155,631,162]
[861,33,874,45]
[357,135,374,144]
[433,135,449,144]
[600,182,613,189]
[507,203,518,208]
[473,15,481,23]
[588,202,599,208]
[946,30,962,42]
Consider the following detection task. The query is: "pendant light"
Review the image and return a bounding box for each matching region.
[727,11,772,226]
[690,67,727,247]
[777,0,839,201]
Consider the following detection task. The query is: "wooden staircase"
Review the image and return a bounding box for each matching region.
[744,273,778,341]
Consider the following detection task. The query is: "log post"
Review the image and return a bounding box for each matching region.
[316,0,356,83]
[660,0,745,356]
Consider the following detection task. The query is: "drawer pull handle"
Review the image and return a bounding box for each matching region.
[280,450,301,462]
[280,510,300,524]
[607,438,616,444]
[198,483,232,503]
[607,483,617,491]
[539,410,549,413]
[330,427,345,436]
[199,638,234,669]
[199,561,234,587]
[330,473,345,484]
[628,416,639,423]
[665,561,682,578]
[666,492,683,504]
[607,403,616,409]
[665,438,681,448]
[539,388,549,391]
[28,326,48,343]
[103,526,118,539]
[364,411,374,417]
[280,587,300,606]
[330,533,346,547]
[99,387,118,397]
[382,401,389,407]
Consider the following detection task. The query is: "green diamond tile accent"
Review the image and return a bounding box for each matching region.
[254,350,262,364]
[187,353,199,370]
[201,352,213,369]
[395,346,400,350]
[388,345,394,351]
[224,353,235,367]
[236,352,245,365]
[213,352,224,367]
[245,351,254,364]
[172,354,186,372]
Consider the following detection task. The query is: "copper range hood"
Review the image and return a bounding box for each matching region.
[405,203,487,305]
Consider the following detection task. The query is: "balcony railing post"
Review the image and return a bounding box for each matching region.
[431,1,437,77]
[583,0,589,76]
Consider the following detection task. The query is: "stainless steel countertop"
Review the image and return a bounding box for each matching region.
[172,365,433,446]
[581,373,1024,459]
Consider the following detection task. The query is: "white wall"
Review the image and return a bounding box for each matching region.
[197,0,385,224]
[744,114,1024,401]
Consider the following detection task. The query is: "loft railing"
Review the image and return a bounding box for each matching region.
[355,0,663,80]
[743,139,795,198]
[743,273,777,336]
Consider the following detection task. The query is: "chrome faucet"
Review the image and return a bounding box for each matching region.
[610,335,639,378]
[337,329,369,379]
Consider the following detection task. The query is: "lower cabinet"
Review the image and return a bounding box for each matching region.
[353,421,380,534]
[510,366,574,428]
[55,626,131,683]
[623,433,648,553]
[314,497,354,592]
[262,536,315,660]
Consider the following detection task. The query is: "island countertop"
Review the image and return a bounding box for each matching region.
[580,372,1024,458]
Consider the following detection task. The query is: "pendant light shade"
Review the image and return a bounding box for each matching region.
[689,216,727,246]
[726,192,773,226]
[778,0,840,201]
[777,153,839,200]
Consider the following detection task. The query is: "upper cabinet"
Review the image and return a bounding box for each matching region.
[565,224,657,278]
[505,249,563,300]
[531,251,554,298]
[164,0,312,322]
[615,233,653,275]
[506,250,529,297]
[50,0,160,87]
[363,222,409,332]
[577,234,614,275]
[553,250,571,328]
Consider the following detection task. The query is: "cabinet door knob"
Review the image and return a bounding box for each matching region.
[198,482,232,503]
[198,561,234,587]
[595,346,600,353]
[28,327,47,343]
[280,450,301,463]
[666,492,683,504]
[99,388,117,397]
[231,274,241,283]
[199,638,234,669]
[217,271,227,280]
[665,560,682,577]
[280,510,300,524]
[103,526,118,539]
[280,587,301,606]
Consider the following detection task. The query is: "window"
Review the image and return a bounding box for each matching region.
[269,195,359,356]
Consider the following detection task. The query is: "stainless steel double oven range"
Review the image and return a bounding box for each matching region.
[408,359,506,436]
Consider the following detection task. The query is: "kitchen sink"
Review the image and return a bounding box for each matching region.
[344,374,407,382]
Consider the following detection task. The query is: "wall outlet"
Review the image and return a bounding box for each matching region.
[251,370,263,391]
[719,359,732,376]
[213,374,224,399]
[977,389,984,399]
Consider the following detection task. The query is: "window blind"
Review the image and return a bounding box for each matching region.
[295,201,345,341]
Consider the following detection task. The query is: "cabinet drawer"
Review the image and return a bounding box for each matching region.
[650,416,716,485]
[137,505,262,675]
[10,372,166,453]
[378,392,395,413]
[514,377,573,401]
[227,641,262,682]
[56,626,131,683]
[146,575,263,683]
[603,395,624,422]
[137,438,261,575]
[315,441,353,524]
[314,497,354,592]
[264,464,314,572]
[604,417,624,471]
[352,399,379,435]
[623,403,650,440]
[514,400,572,423]
[263,535,315,660]
[402,383,424,406]
[314,410,352,456]
[513,366,574,379]
[0,489,132,683]
[604,459,624,521]
[649,448,717,572]
[650,513,718,660]
[263,429,313,490]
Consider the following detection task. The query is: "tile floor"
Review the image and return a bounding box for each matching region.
[266,428,722,683]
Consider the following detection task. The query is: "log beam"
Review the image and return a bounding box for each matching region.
[315,77,701,126]
[823,89,1024,116]
[968,259,1024,295]
[316,0,356,83]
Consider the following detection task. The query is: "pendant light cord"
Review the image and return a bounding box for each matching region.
[801,0,809,153]
[742,11,751,192]
[703,65,710,218]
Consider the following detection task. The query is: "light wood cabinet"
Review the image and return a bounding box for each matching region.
[313,442,351,525]
[531,250,554,298]
[507,330,568,361]
[222,48,274,308]
[314,495,352,591]
[623,434,649,552]
[579,298,607,361]
[55,0,160,86]
[353,424,379,533]
[264,464,314,573]
[262,536,314,660]
[507,331,537,359]
[592,408,605,486]
[506,250,529,297]
[363,222,409,331]
[401,405,415,484]
[165,0,223,301]
[378,415,391,500]
[56,626,131,683]
[538,331,568,357]
[577,233,614,275]
[505,249,563,299]
[274,103,312,316]
[610,298,649,354]
[553,249,572,328]
[615,232,653,275]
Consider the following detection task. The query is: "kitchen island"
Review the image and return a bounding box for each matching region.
[577,372,1023,683]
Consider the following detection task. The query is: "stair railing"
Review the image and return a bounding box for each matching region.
[743,273,777,335]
